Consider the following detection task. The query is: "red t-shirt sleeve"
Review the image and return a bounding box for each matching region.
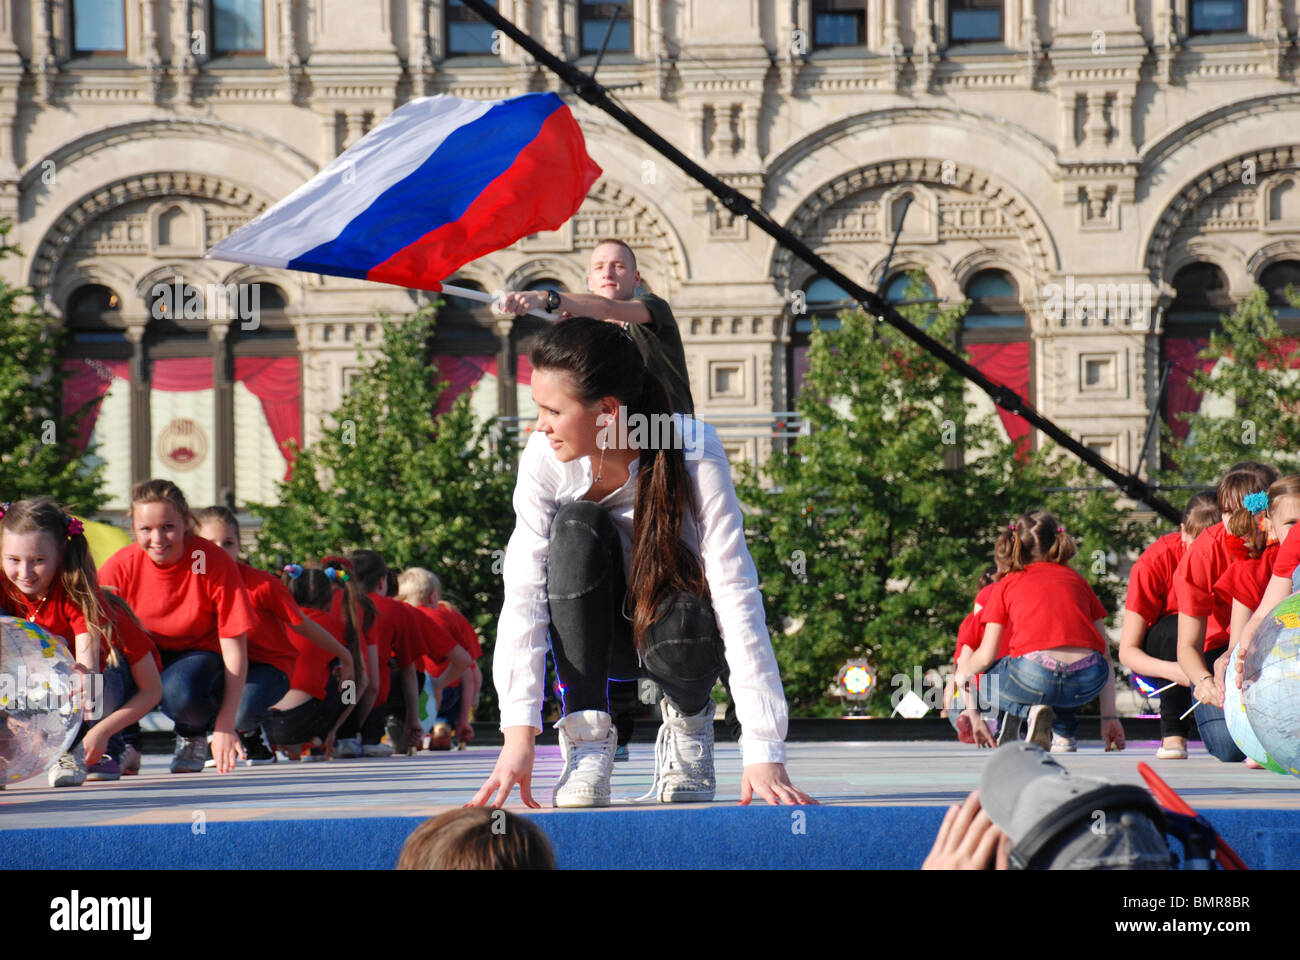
[1275,531,1300,580]
[455,615,482,659]
[1125,556,1169,626]
[981,579,1009,626]
[1174,541,1216,618]
[421,613,457,661]
[196,545,258,639]
[1087,584,1107,622]
[265,577,305,627]
[59,593,89,636]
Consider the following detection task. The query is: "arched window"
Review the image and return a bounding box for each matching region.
[62,284,132,507]
[883,272,934,304]
[963,270,1024,330]
[1167,262,1232,330]
[961,270,1032,457]
[1260,260,1300,324]
[1161,263,1233,453]
[786,275,856,407]
[66,284,124,342]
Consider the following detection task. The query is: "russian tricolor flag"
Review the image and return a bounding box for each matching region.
[207,92,602,290]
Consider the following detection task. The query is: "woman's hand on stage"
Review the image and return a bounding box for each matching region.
[921,790,1009,870]
[466,726,540,809]
[738,763,818,805]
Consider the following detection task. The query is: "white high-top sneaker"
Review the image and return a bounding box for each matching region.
[653,697,716,803]
[552,709,617,808]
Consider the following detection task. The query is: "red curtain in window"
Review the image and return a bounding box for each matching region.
[233,357,301,479]
[61,359,130,450]
[431,354,532,416]
[966,341,1031,458]
[1162,338,1216,442]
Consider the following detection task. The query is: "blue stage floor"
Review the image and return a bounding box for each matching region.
[4,741,1298,869]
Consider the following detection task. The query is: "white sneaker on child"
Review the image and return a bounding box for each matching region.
[50,743,87,787]
[1050,733,1077,753]
[650,698,716,803]
[553,710,617,807]
[333,736,363,758]
[1025,705,1055,750]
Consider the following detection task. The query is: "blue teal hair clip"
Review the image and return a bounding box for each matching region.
[282,563,303,579]
[1243,491,1269,514]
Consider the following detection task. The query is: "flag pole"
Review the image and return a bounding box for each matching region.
[439,282,561,322]
[460,0,1182,524]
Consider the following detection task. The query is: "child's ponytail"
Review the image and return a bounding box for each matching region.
[1227,497,1268,558]
[1002,509,1076,571]
[321,555,373,693]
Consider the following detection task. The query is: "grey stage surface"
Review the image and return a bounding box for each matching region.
[4,739,1299,831]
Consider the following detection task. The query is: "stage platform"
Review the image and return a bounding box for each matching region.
[4,740,1299,869]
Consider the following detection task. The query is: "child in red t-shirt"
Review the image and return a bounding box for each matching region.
[944,565,1006,744]
[98,480,257,775]
[319,555,381,758]
[195,507,356,765]
[262,566,369,760]
[0,497,163,785]
[957,509,1124,753]
[1172,462,1277,763]
[1116,490,1217,760]
[1237,475,1300,678]
[397,567,476,749]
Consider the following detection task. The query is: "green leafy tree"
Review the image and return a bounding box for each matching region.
[248,306,518,719]
[1161,286,1300,484]
[0,218,107,511]
[736,273,1147,715]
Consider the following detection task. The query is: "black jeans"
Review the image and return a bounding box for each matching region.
[547,501,725,717]
[1140,614,1195,739]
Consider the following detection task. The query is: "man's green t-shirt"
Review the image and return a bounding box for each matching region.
[626,292,695,416]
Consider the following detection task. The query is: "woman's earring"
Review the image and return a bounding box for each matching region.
[596,436,607,483]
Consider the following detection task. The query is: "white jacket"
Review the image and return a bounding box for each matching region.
[493,416,789,765]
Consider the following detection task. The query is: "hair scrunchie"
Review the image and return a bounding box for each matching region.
[282,563,304,579]
[1243,491,1269,515]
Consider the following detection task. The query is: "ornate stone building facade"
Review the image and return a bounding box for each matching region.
[4,0,1298,511]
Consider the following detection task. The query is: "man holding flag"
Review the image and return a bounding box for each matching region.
[498,237,695,417]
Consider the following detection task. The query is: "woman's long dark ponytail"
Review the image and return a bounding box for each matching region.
[529,317,708,653]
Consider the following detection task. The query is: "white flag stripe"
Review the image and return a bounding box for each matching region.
[207,95,497,267]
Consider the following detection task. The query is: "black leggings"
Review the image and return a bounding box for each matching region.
[547,501,725,717]
[1141,614,1195,739]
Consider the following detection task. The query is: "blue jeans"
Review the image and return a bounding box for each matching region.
[436,683,462,727]
[985,653,1109,739]
[1193,646,1245,763]
[159,650,290,737]
[73,659,128,751]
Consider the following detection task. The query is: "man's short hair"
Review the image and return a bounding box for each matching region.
[591,237,637,271]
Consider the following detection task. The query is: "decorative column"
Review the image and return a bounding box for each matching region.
[32,0,56,103]
[210,321,235,509]
[126,322,151,489]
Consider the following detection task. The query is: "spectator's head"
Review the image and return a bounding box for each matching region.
[587,238,640,301]
[1218,461,1278,520]
[194,505,240,560]
[996,509,1077,572]
[976,565,999,589]
[396,808,556,870]
[128,479,195,567]
[397,567,440,606]
[1180,490,1219,544]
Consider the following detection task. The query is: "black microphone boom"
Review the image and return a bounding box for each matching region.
[461,0,1181,524]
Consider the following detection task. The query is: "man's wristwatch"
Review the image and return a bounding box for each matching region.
[545,289,561,313]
